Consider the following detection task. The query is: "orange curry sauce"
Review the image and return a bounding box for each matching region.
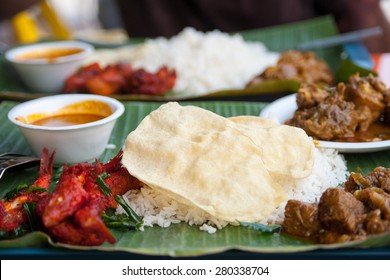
[17,100,112,127]
[16,48,83,63]
[336,121,390,142]
[30,114,106,127]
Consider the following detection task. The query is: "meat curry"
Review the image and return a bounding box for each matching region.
[286,73,390,142]
[282,167,390,244]
[247,50,334,87]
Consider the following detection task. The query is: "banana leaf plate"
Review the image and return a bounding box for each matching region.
[0,101,389,258]
[0,16,374,103]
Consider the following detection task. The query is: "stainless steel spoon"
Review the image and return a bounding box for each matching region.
[0,153,40,179]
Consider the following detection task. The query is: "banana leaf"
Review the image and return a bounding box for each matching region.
[0,16,373,102]
[0,101,389,257]
[335,58,377,83]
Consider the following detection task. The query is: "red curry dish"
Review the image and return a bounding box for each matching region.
[64,62,176,96]
[286,73,390,142]
[0,149,143,245]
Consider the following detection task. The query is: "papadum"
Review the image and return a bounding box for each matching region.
[122,102,314,222]
[229,115,314,178]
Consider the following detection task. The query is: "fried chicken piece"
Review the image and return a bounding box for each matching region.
[64,63,176,96]
[0,148,55,233]
[41,171,89,228]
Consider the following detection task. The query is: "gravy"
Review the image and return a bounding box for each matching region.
[30,113,105,127]
[335,121,390,142]
[17,100,112,127]
[16,47,83,62]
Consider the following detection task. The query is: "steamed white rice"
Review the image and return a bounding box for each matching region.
[117,147,348,234]
[84,27,279,96]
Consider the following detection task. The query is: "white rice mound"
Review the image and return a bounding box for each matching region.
[118,147,349,234]
[260,147,349,225]
[84,27,279,96]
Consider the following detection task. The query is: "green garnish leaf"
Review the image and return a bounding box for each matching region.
[102,213,142,231]
[114,195,143,226]
[4,184,28,201]
[105,207,116,217]
[0,224,30,239]
[23,202,38,232]
[239,221,281,233]
[49,166,63,191]
[96,172,112,197]
[4,184,47,202]
[335,58,376,83]
[102,202,143,230]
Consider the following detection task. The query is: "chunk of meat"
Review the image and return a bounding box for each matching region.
[0,148,55,233]
[345,167,390,193]
[383,90,390,123]
[281,169,390,244]
[346,74,386,131]
[64,62,176,96]
[296,82,331,110]
[318,188,365,233]
[47,219,115,246]
[286,89,362,140]
[286,73,390,141]
[354,188,390,219]
[318,230,365,244]
[42,172,89,228]
[361,167,390,193]
[282,200,321,239]
[247,50,334,87]
[364,209,390,234]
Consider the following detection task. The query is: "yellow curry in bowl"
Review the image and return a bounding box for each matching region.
[16,100,112,127]
[15,47,84,63]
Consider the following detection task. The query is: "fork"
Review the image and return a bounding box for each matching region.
[0,153,41,179]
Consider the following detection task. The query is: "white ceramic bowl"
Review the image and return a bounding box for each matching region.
[5,41,94,93]
[8,94,125,165]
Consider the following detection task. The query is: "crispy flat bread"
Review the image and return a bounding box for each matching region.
[122,102,313,222]
[228,115,279,128]
[229,115,314,178]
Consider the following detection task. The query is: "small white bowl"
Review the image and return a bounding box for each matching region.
[5,41,94,93]
[8,94,125,165]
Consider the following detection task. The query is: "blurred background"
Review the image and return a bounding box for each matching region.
[0,0,127,47]
[2,0,390,46]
